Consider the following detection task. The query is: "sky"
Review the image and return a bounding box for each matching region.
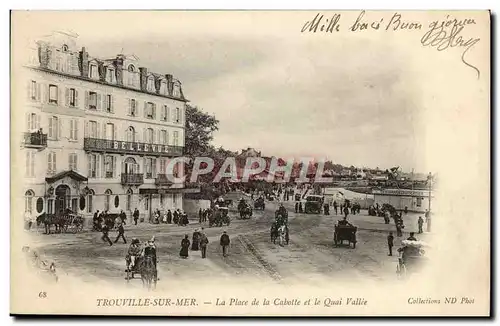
[14,11,432,172]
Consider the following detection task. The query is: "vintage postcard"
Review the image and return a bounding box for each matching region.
[10,10,490,316]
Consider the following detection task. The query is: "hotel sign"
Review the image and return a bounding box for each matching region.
[84,138,183,157]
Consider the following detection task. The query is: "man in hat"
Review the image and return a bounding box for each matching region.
[220,231,230,257]
[114,220,127,244]
[199,228,209,259]
[101,223,112,246]
[143,236,158,279]
[133,208,139,225]
[387,231,394,256]
[407,232,418,241]
[127,238,141,270]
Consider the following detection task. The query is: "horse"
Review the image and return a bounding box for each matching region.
[36,213,64,234]
[140,256,157,290]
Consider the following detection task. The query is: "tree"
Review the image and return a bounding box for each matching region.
[184,104,219,156]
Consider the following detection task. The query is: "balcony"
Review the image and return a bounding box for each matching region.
[155,174,174,186]
[24,132,47,149]
[84,138,183,157]
[121,173,144,186]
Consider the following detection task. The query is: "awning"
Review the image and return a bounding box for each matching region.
[45,170,88,183]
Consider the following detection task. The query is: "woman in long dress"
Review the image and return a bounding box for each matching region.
[191,230,200,251]
[180,234,190,258]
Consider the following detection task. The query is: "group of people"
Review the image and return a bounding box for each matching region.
[179,229,231,259]
[152,208,189,226]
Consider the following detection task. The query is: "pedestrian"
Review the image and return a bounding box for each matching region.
[173,210,179,225]
[333,201,338,215]
[418,216,424,234]
[133,208,139,225]
[324,203,330,215]
[220,231,230,257]
[407,232,417,241]
[101,224,113,246]
[179,234,190,258]
[404,206,408,215]
[120,210,127,225]
[295,202,299,213]
[387,232,394,256]
[167,209,172,224]
[200,231,209,259]
[343,206,349,218]
[298,202,303,213]
[199,208,203,223]
[191,229,200,251]
[114,222,127,244]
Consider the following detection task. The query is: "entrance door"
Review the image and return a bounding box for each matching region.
[55,184,70,214]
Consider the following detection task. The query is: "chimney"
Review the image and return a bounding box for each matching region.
[114,56,123,85]
[139,67,148,91]
[38,42,51,68]
[79,47,89,77]
[165,74,174,96]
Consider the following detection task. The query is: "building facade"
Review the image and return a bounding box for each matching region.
[372,188,433,213]
[19,31,188,224]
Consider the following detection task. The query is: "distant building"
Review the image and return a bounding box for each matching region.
[372,188,433,213]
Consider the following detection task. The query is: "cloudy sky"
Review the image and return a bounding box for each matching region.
[15,11,436,172]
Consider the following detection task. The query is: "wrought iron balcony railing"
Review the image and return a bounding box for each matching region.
[24,132,48,148]
[84,137,183,157]
[121,173,144,186]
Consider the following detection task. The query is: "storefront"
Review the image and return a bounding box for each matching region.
[372,188,433,213]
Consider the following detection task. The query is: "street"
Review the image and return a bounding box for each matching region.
[28,192,431,289]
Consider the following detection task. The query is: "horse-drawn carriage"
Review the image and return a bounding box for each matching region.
[396,240,428,279]
[36,208,84,234]
[209,206,231,227]
[238,200,253,219]
[254,197,265,210]
[125,241,158,290]
[333,224,357,248]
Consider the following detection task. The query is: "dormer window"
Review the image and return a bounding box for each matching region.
[173,82,181,97]
[128,64,135,72]
[62,44,68,52]
[106,67,115,83]
[160,80,167,95]
[127,64,137,87]
[89,64,98,79]
[147,77,155,92]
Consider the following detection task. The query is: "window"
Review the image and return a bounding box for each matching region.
[146,128,154,144]
[30,81,37,100]
[129,99,137,116]
[62,44,68,52]
[26,151,35,177]
[47,152,57,175]
[173,131,179,146]
[49,84,58,104]
[69,153,78,170]
[146,102,154,119]
[126,189,133,211]
[89,92,97,110]
[173,193,178,205]
[27,113,38,132]
[87,190,94,213]
[47,199,54,214]
[48,116,59,139]
[104,189,112,211]
[173,82,181,97]
[175,107,181,123]
[105,123,114,140]
[145,158,156,179]
[105,94,112,113]
[105,155,114,178]
[71,198,78,211]
[36,198,44,213]
[416,197,423,207]
[161,105,169,121]
[106,68,115,83]
[25,190,35,213]
[159,158,166,174]
[160,81,167,95]
[147,77,155,92]
[126,126,135,143]
[160,130,168,145]
[90,64,98,79]
[88,154,97,178]
[88,121,98,138]
[69,119,78,140]
[127,65,136,86]
[68,88,76,107]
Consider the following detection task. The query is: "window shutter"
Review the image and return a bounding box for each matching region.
[47,153,51,173]
[157,130,161,144]
[75,90,79,107]
[153,103,156,119]
[42,84,48,103]
[143,129,146,143]
[102,123,106,140]
[104,94,108,111]
[87,154,91,177]
[143,157,146,175]
[84,121,89,138]
[65,88,69,106]
[111,95,115,113]
[26,81,31,99]
[84,91,89,109]
[68,153,72,170]
[143,102,147,118]
[152,158,157,178]
[36,114,41,130]
[75,120,79,140]
[26,113,31,131]
[96,122,101,139]
[128,99,132,115]
[53,153,57,173]
[58,87,63,106]
[36,83,41,102]
[152,130,156,143]
[97,93,102,111]
[113,125,117,141]
[113,156,117,178]
[96,154,101,178]
[58,118,62,140]
[48,117,53,138]
[166,106,170,122]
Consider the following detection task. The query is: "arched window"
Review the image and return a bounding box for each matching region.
[127,65,136,87]
[36,197,44,213]
[146,128,154,144]
[87,189,95,213]
[62,44,68,52]
[160,80,167,95]
[25,190,34,213]
[104,189,112,211]
[147,77,155,92]
[126,126,135,143]
[126,188,133,211]
[128,64,135,72]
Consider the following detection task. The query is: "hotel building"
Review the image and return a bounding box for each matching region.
[17,31,189,224]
